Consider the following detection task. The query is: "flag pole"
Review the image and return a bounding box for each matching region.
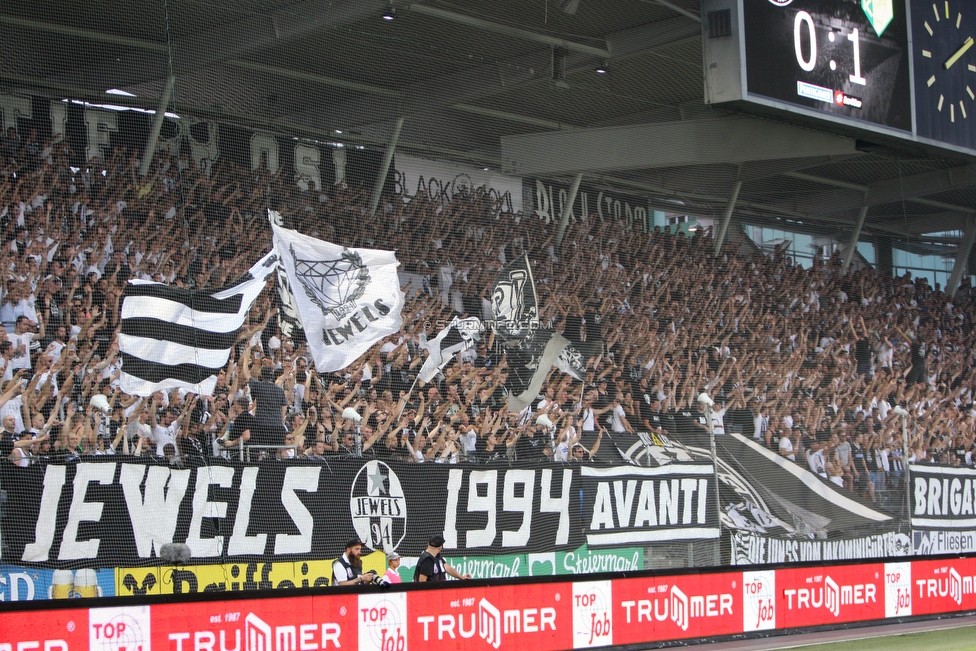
[395,375,420,424]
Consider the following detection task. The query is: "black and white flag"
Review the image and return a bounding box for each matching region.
[418,316,483,383]
[271,219,404,372]
[490,254,539,339]
[555,343,587,381]
[489,255,572,411]
[269,211,306,346]
[119,252,277,396]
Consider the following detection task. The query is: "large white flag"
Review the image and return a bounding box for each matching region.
[271,218,404,372]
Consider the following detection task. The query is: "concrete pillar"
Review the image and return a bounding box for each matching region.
[368,117,404,217]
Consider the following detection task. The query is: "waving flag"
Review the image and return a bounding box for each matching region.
[489,255,574,411]
[119,252,277,395]
[271,217,404,372]
[418,316,483,383]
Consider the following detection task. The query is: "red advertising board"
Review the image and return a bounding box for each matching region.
[611,571,742,645]
[0,608,88,651]
[152,595,357,651]
[775,563,886,628]
[407,583,572,651]
[8,557,976,651]
[910,557,976,616]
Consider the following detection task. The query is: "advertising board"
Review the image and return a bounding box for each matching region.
[6,557,976,650]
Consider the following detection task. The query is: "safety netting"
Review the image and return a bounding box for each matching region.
[0,0,972,603]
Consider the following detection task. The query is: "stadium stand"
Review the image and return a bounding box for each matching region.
[0,136,972,514]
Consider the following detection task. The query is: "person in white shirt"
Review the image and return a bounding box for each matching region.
[9,315,44,372]
[44,326,68,364]
[552,423,573,462]
[151,396,193,457]
[779,430,796,461]
[0,340,14,382]
[152,409,181,457]
[0,284,38,332]
[806,442,828,479]
[608,398,632,433]
[459,416,478,457]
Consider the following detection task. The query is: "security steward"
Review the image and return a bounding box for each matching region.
[413,534,472,582]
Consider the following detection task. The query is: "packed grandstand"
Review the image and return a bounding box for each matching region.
[0,132,972,509]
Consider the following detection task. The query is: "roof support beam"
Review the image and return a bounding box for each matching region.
[501,116,856,176]
[369,118,404,217]
[714,180,741,254]
[590,173,919,239]
[139,75,175,177]
[225,61,402,98]
[286,15,699,130]
[555,173,583,249]
[9,1,393,90]
[947,216,976,298]
[644,0,700,21]
[780,165,976,215]
[408,4,610,58]
[450,104,580,131]
[841,204,869,276]
[0,15,166,52]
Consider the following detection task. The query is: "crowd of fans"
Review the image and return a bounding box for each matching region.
[1,132,975,512]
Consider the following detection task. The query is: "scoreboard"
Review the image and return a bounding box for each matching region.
[702,0,976,157]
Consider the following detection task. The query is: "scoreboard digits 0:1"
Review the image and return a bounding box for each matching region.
[793,11,867,86]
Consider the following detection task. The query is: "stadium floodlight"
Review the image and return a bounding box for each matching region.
[382,5,397,20]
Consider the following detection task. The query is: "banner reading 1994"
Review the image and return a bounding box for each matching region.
[0,458,717,570]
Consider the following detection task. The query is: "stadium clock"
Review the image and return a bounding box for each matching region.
[912,0,976,148]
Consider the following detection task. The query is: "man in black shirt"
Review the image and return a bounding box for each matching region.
[414,535,470,582]
[218,398,255,456]
[248,367,288,447]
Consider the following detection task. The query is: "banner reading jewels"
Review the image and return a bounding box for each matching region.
[0,458,716,569]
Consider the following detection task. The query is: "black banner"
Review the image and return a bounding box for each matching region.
[2,93,389,191]
[0,458,718,569]
[714,433,898,538]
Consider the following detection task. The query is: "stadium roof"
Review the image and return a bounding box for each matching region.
[2,0,975,248]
